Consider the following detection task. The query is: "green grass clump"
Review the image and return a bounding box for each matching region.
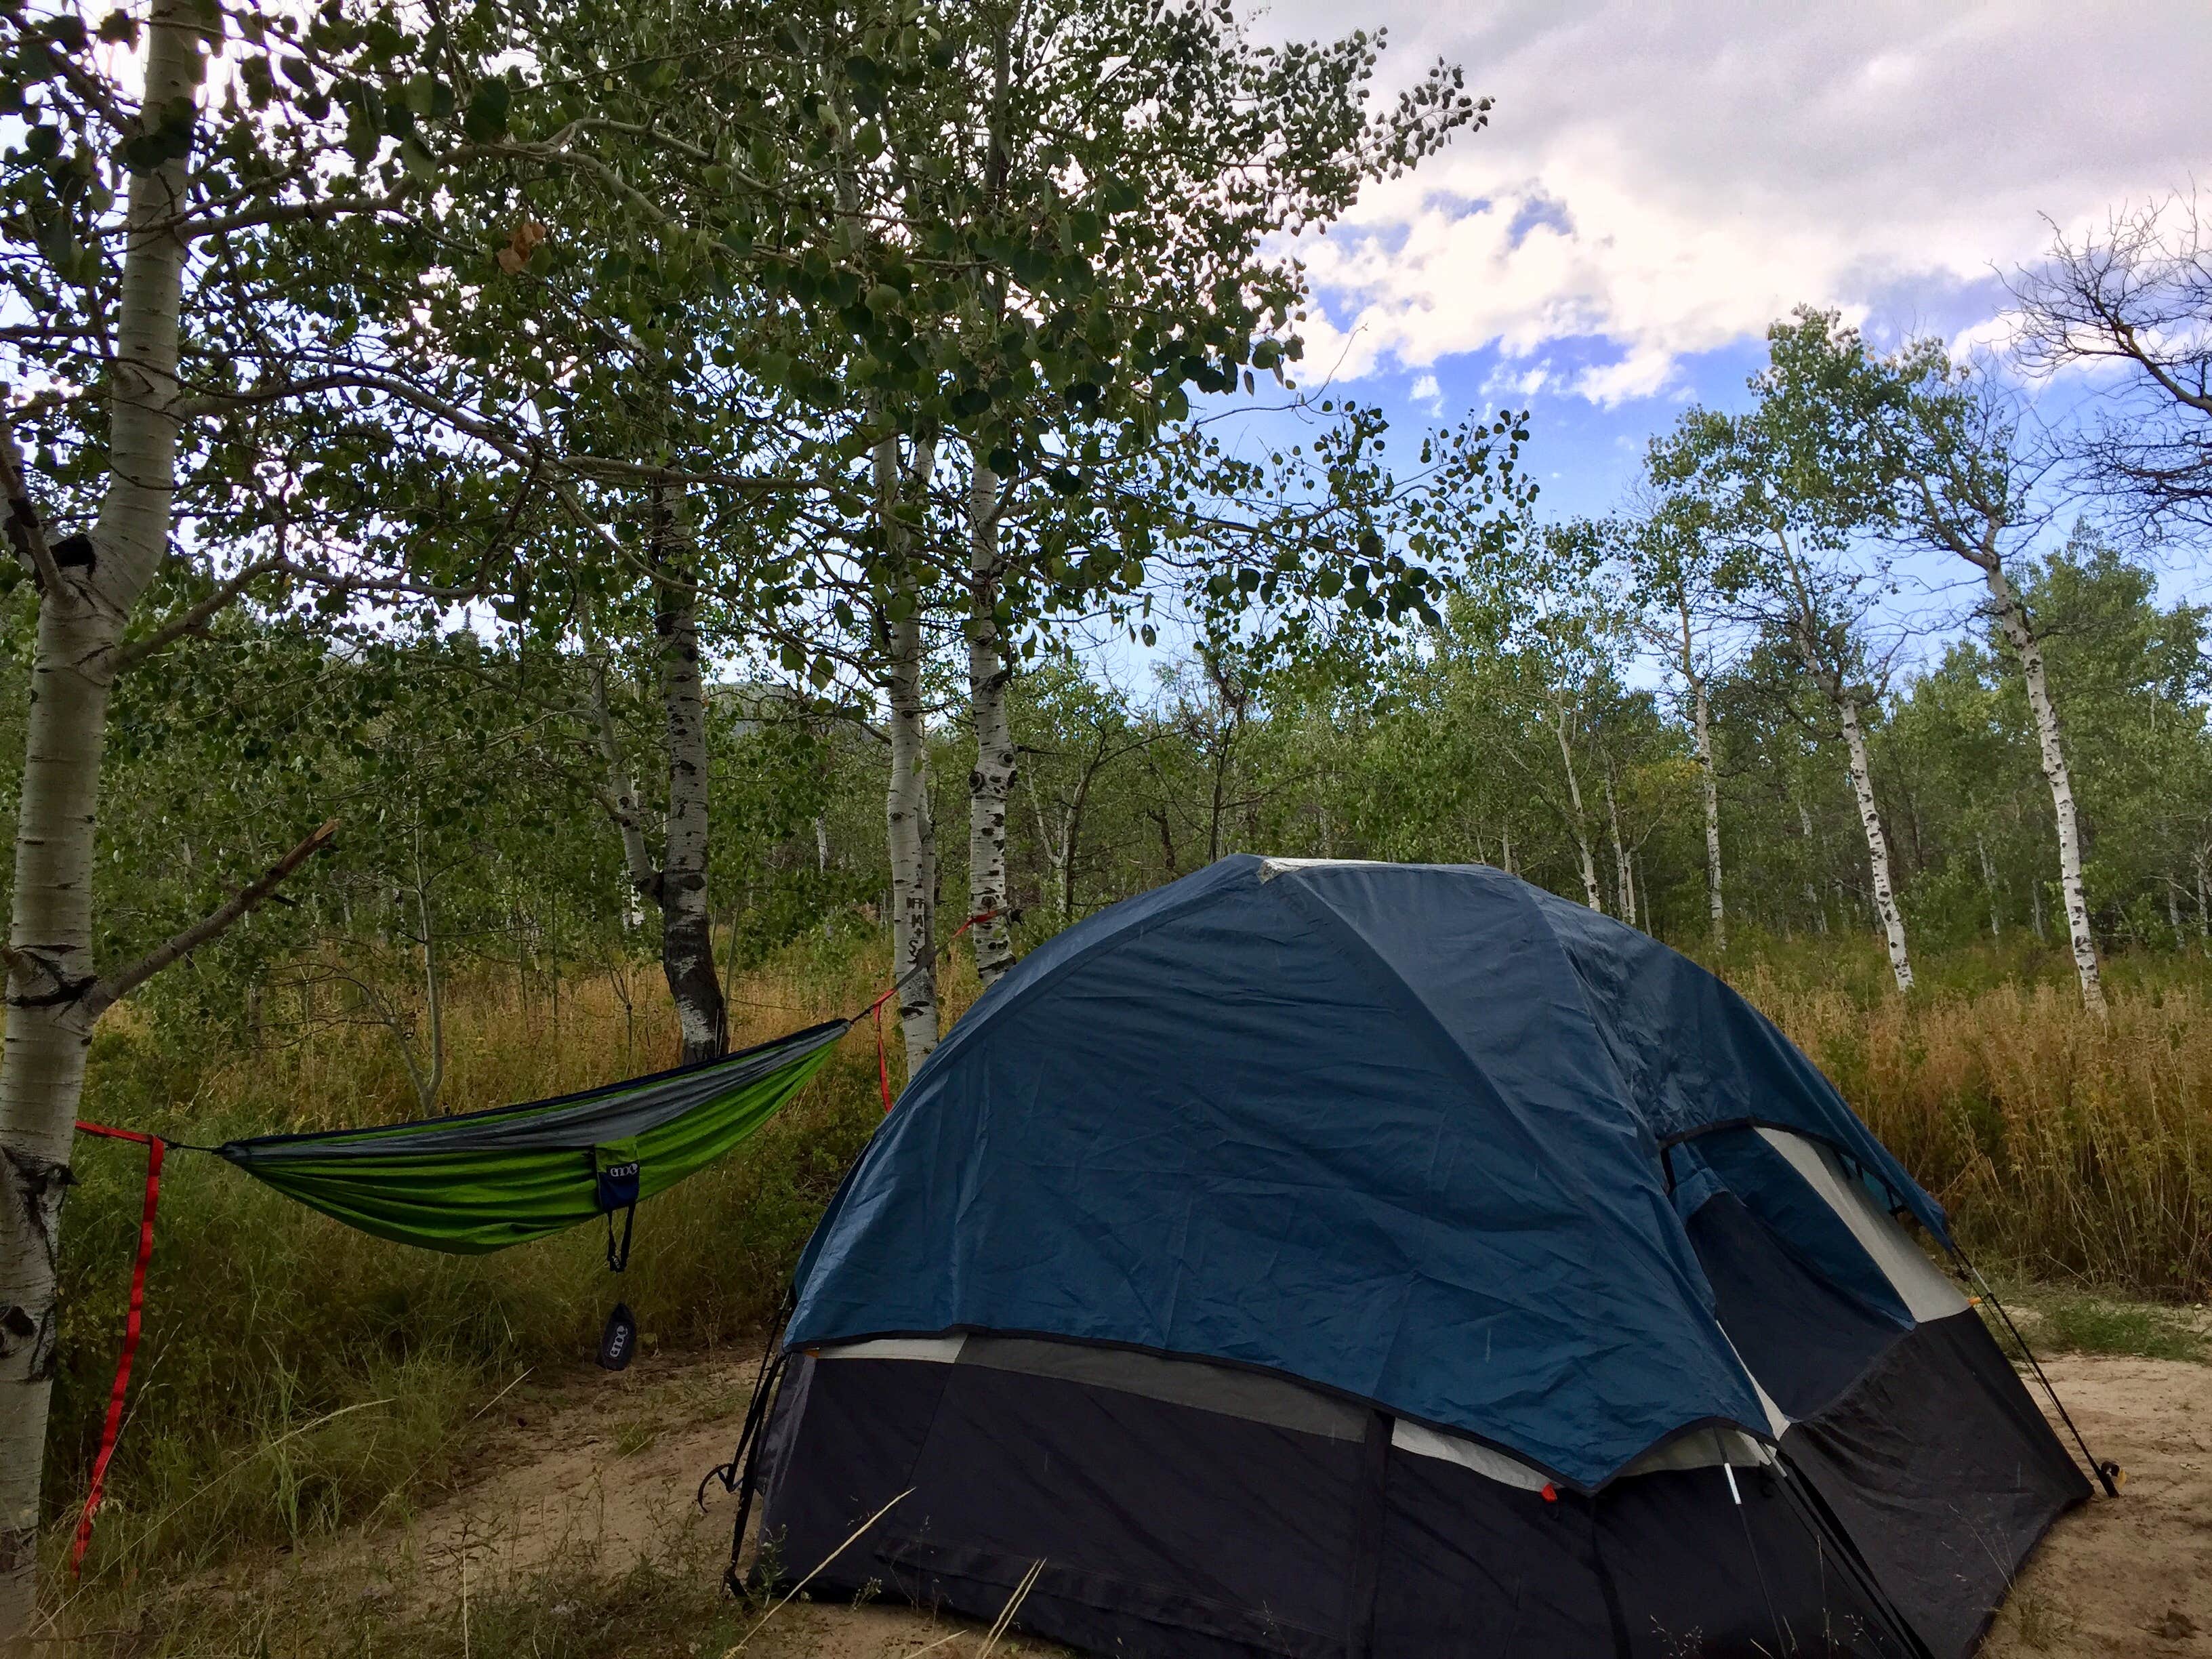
[2007,1288,2208,1362]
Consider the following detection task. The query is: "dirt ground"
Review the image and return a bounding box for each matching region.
[302,1344,2209,1658]
[1980,1354,2211,1656]
[296,1348,1060,1657]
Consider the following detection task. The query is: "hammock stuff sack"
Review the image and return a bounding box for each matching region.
[212,1019,849,1254]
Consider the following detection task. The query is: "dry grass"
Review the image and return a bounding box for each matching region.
[1732,957,2212,1298]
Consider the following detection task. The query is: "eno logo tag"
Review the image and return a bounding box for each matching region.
[596,1160,641,1212]
[599,1301,638,1371]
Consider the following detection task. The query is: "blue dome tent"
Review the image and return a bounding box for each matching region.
[741,857,2089,1658]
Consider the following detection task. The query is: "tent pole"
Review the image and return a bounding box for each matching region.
[1954,1251,2121,1498]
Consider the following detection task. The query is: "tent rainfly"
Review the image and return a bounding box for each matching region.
[736,856,2091,1659]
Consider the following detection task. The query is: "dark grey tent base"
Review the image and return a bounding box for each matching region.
[1782,1310,2091,1658]
[752,1319,2083,1658]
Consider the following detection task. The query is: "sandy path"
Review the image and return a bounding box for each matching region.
[314,1344,2209,1657]
[1982,1355,2212,1656]
[299,1348,760,1610]
[310,1345,1050,1656]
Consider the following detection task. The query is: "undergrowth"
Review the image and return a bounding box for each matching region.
[1725,939,2212,1298]
[57,1523,750,1658]
[45,928,969,1586]
[38,919,2212,1610]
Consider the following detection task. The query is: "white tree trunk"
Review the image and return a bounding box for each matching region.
[1795,798,1826,935]
[0,7,199,1635]
[409,818,445,1113]
[1838,697,1914,992]
[650,492,727,1063]
[879,436,940,1073]
[1693,678,1725,949]
[1977,832,2003,941]
[1549,709,1603,912]
[964,454,1017,988]
[1984,566,2106,1015]
[1601,760,1635,928]
[584,634,653,930]
[1022,772,1061,914]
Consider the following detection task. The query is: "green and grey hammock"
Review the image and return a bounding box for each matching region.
[70,915,1009,1572]
[211,1017,850,1255]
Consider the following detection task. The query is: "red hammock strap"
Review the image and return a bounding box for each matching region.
[872,1000,893,1113]
[69,1120,165,1577]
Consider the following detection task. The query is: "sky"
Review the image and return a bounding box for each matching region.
[1240,0,2211,523]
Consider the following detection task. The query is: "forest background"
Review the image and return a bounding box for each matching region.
[2,0,2210,1641]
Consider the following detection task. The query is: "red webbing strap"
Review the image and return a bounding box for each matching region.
[68,1120,165,1577]
[869,993,895,1113]
[867,911,998,1114]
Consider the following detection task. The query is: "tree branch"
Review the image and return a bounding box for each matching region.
[79,819,340,1025]
[182,186,416,242]
[114,554,497,671]
[0,419,66,595]
[114,555,287,669]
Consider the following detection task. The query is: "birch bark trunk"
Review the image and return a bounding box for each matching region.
[1549,708,1603,912]
[1022,772,1062,917]
[0,7,200,1635]
[650,491,728,1063]
[1793,800,1829,934]
[964,455,1017,987]
[1977,832,2003,940]
[409,819,445,1113]
[1601,758,1635,928]
[879,435,941,1071]
[1057,789,1083,920]
[1838,696,1914,991]
[1982,564,2106,1015]
[583,630,654,929]
[1692,678,1725,949]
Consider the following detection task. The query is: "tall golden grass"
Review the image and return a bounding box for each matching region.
[1737,962,2212,1298]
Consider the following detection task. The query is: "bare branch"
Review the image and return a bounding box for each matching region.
[79,819,341,1025]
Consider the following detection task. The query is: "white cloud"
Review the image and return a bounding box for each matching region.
[1479,359,1556,404]
[1408,371,1443,413]
[1257,1,2208,403]
[1570,348,1678,409]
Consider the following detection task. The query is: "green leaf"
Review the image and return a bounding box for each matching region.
[398,136,438,182]
[462,77,509,140]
